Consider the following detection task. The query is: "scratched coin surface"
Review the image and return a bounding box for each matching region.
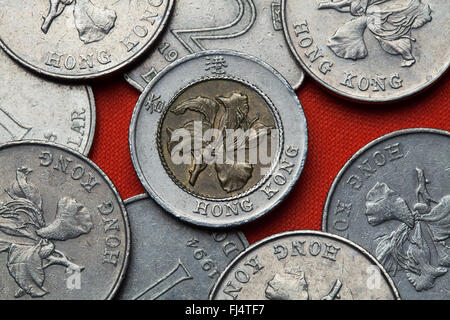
[130,50,308,228]
[124,0,304,91]
[0,141,130,299]
[282,0,449,102]
[0,49,95,155]
[0,0,173,80]
[323,128,450,300]
[210,230,399,300]
[116,194,248,300]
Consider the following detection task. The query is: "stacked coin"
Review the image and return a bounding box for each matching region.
[0,0,447,300]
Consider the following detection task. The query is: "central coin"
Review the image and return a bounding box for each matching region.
[130,50,308,228]
[159,78,278,199]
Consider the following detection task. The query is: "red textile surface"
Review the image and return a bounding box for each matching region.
[90,73,449,245]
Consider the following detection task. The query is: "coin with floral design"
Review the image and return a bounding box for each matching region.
[0,0,174,80]
[323,128,450,299]
[129,50,308,228]
[124,0,304,92]
[210,231,400,300]
[0,141,130,299]
[282,0,449,102]
[0,48,95,155]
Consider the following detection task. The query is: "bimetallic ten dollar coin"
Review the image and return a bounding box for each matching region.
[323,128,450,300]
[129,50,308,228]
[210,230,400,300]
[282,0,449,102]
[0,0,174,80]
[124,0,304,92]
[0,141,130,299]
[116,194,249,300]
[0,49,95,155]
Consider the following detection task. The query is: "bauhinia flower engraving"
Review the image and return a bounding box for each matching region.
[265,267,343,300]
[41,0,117,44]
[365,168,450,291]
[0,167,93,298]
[166,92,273,194]
[318,0,432,67]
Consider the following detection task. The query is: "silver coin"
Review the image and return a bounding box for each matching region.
[116,194,248,300]
[0,0,174,80]
[129,50,308,228]
[323,128,450,300]
[124,0,304,92]
[0,49,95,155]
[282,0,449,102]
[0,141,130,299]
[210,230,400,300]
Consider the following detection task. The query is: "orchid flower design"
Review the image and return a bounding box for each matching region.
[166,92,273,193]
[318,0,432,67]
[0,167,93,298]
[365,168,450,291]
[42,0,117,44]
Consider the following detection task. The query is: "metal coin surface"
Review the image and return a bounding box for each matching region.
[0,0,174,80]
[124,0,304,92]
[0,141,130,299]
[0,49,95,155]
[210,230,400,300]
[116,194,249,300]
[282,0,449,102]
[129,50,308,228]
[323,128,450,300]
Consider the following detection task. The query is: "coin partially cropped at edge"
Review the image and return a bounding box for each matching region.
[124,0,304,91]
[0,141,130,299]
[130,50,308,228]
[0,48,95,155]
[282,0,449,102]
[210,230,400,300]
[323,128,450,300]
[116,194,249,300]
[0,0,174,80]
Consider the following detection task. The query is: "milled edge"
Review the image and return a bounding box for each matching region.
[83,85,96,156]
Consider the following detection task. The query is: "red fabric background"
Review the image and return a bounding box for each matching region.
[90,72,449,245]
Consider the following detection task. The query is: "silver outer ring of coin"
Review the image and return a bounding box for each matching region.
[0,47,96,155]
[0,140,130,300]
[117,193,249,300]
[209,230,401,300]
[322,127,450,300]
[0,1,174,80]
[124,0,304,92]
[281,0,449,103]
[129,50,308,228]
[124,193,249,247]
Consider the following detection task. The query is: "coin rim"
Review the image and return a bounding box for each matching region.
[83,85,96,155]
[281,0,450,103]
[0,0,175,80]
[0,140,131,300]
[209,229,401,300]
[129,49,308,228]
